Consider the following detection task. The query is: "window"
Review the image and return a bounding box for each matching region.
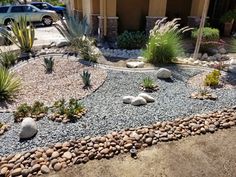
[33,4,43,9]
[0,7,9,13]
[24,6,34,12]
[42,3,49,9]
[10,6,25,13]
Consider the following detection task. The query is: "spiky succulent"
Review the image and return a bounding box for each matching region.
[43,56,54,74]
[80,70,91,87]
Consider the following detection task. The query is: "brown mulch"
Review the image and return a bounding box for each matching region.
[0,57,107,110]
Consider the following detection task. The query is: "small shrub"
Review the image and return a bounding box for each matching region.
[43,56,54,73]
[204,69,221,87]
[0,50,17,69]
[0,67,21,101]
[14,103,32,120]
[191,27,222,53]
[142,77,155,89]
[80,70,91,87]
[220,10,236,23]
[31,101,48,115]
[117,31,147,49]
[143,18,188,64]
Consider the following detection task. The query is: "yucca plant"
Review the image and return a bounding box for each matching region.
[142,77,155,89]
[0,16,35,53]
[0,67,21,101]
[43,56,54,74]
[143,18,190,64]
[0,49,17,69]
[80,70,91,87]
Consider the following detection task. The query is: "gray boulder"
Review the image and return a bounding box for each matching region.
[123,96,135,104]
[126,61,145,68]
[19,118,38,139]
[156,68,171,79]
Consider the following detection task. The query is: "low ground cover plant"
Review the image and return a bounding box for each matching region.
[142,77,155,89]
[14,101,48,122]
[0,49,17,69]
[0,67,21,102]
[143,18,188,64]
[117,31,147,49]
[204,69,221,87]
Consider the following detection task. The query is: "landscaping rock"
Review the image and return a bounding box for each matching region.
[201,53,208,60]
[19,118,38,139]
[56,40,70,48]
[123,96,135,104]
[53,163,62,171]
[138,93,155,102]
[219,48,227,54]
[126,61,145,68]
[131,97,147,106]
[11,168,21,176]
[41,165,50,174]
[156,68,171,79]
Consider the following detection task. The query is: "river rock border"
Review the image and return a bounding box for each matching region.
[0,107,236,176]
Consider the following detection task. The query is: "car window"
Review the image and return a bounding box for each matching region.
[0,7,9,13]
[33,4,42,9]
[24,6,34,12]
[42,3,49,9]
[11,6,25,13]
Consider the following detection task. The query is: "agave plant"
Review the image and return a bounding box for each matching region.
[0,16,35,53]
[43,56,54,74]
[80,70,91,87]
[0,67,21,101]
[0,49,17,69]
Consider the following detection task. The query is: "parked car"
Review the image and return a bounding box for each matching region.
[0,4,59,26]
[31,2,65,18]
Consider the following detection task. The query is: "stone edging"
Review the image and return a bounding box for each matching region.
[0,107,235,176]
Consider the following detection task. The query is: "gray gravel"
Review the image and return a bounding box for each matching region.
[0,66,236,156]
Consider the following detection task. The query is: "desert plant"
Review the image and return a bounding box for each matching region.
[0,67,21,101]
[80,70,91,87]
[54,8,99,62]
[117,31,147,49]
[0,49,17,69]
[143,18,188,64]
[43,56,54,73]
[204,69,221,87]
[31,101,48,115]
[13,103,32,120]
[142,77,155,89]
[0,16,35,53]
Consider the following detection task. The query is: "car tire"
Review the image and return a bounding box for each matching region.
[4,18,14,26]
[42,16,53,26]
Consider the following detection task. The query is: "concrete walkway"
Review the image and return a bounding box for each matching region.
[43,127,236,177]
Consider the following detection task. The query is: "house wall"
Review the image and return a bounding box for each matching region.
[117,0,149,33]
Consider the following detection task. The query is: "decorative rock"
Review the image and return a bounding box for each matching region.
[131,97,147,106]
[229,65,236,73]
[54,163,62,171]
[145,137,153,145]
[46,149,54,156]
[126,61,145,68]
[219,48,227,54]
[100,148,109,154]
[138,93,155,103]
[201,53,208,60]
[62,151,72,160]
[214,53,222,60]
[31,164,41,173]
[123,96,135,104]
[51,151,60,159]
[0,167,8,175]
[230,58,236,65]
[124,143,133,149]
[156,68,171,79]
[41,165,50,174]
[19,118,38,139]
[12,168,22,176]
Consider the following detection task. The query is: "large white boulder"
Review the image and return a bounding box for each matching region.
[131,97,147,106]
[156,68,172,79]
[138,93,155,103]
[230,58,236,65]
[123,96,135,104]
[19,118,38,139]
[126,61,145,68]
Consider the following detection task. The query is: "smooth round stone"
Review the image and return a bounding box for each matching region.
[41,165,50,174]
[54,163,62,171]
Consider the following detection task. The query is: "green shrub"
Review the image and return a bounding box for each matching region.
[0,50,17,69]
[143,18,186,64]
[0,67,21,101]
[204,69,221,87]
[117,31,147,49]
[80,70,91,87]
[191,27,220,53]
[220,10,236,23]
[142,77,155,89]
[43,56,54,74]
[14,103,31,120]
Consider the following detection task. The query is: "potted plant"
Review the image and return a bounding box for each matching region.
[220,10,236,36]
